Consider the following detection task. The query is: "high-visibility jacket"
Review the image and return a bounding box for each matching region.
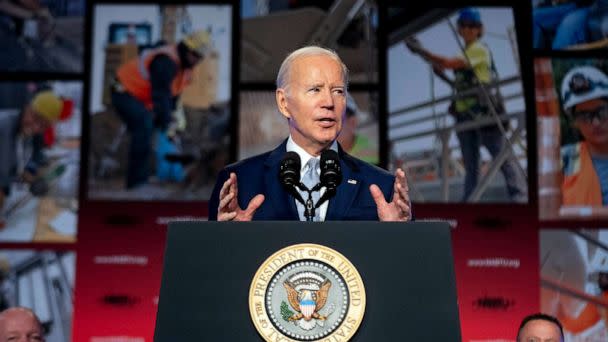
[116,45,191,110]
[562,141,603,206]
[558,291,607,334]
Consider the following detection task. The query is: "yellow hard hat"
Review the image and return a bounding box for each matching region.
[182,30,211,56]
[31,90,62,122]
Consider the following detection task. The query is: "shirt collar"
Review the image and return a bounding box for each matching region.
[286,136,338,172]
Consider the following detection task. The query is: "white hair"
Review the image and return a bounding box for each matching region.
[276,46,349,91]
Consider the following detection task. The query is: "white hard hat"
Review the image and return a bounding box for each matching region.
[561,65,608,113]
[590,249,608,273]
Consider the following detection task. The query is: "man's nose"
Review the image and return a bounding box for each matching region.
[320,89,334,109]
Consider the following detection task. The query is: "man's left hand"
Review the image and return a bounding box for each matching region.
[370,168,411,222]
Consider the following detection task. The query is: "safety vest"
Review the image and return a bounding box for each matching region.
[453,41,492,116]
[116,45,191,109]
[562,141,603,206]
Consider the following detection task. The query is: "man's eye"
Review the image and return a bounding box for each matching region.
[333,89,344,95]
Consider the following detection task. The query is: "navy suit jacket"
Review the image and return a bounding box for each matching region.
[208,140,396,221]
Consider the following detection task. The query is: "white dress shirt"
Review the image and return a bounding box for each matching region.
[286,136,338,221]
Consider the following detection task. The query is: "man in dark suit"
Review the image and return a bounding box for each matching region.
[209,46,411,221]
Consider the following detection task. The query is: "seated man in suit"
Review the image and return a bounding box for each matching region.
[209,46,411,221]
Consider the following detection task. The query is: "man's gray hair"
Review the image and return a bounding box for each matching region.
[276,46,349,90]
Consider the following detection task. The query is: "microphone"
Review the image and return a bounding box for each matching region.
[279,152,305,205]
[315,149,342,208]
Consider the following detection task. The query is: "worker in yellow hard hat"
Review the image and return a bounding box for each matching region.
[111,30,212,190]
[0,89,72,224]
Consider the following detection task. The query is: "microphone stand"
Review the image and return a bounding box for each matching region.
[295,182,322,222]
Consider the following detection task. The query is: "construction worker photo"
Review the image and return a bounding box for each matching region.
[559,65,608,208]
[111,30,212,191]
[404,7,527,203]
[0,89,72,228]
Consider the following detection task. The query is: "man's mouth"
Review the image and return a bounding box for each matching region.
[317,118,336,128]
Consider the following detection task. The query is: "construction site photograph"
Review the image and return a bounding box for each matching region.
[238,90,379,165]
[541,229,608,341]
[0,0,84,73]
[388,7,529,203]
[87,3,233,201]
[533,0,608,51]
[0,81,81,243]
[537,57,608,220]
[240,0,378,84]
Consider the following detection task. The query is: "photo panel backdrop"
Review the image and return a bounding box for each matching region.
[451,216,538,341]
[238,89,380,164]
[536,57,608,221]
[0,81,82,243]
[387,6,529,204]
[540,229,608,341]
[240,0,379,84]
[0,0,85,73]
[87,2,233,202]
[532,0,608,51]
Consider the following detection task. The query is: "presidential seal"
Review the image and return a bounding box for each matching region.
[249,244,365,342]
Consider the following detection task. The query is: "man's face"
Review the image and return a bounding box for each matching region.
[21,107,52,137]
[573,98,608,148]
[518,319,563,342]
[458,22,481,44]
[276,55,346,154]
[0,310,44,342]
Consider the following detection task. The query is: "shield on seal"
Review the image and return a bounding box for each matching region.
[300,297,316,320]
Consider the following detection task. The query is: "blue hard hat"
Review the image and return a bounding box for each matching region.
[457,7,481,25]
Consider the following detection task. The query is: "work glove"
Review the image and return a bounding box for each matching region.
[29,178,49,196]
[167,101,187,139]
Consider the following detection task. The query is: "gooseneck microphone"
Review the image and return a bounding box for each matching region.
[279,152,306,205]
[316,149,342,208]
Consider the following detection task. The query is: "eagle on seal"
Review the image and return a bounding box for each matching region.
[283,279,331,322]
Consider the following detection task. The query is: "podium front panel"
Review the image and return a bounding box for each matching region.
[154,221,460,341]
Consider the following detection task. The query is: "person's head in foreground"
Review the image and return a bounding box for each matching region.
[0,307,44,342]
[517,313,564,342]
[561,65,608,155]
[275,45,349,156]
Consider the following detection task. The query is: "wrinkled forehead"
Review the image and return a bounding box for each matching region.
[0,313,41,333]
[290,55,346,85]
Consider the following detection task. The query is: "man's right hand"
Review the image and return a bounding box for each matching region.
[218,172,265,221]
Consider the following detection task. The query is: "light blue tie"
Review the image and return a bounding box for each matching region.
[298,158,321,221]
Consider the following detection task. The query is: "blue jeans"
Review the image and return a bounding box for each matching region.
[111,91,154,189]
[456,122,527,202]
[533,3,589,49]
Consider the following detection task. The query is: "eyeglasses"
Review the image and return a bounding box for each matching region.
[573,104,608,124]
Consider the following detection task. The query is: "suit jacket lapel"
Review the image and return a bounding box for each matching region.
[326,147,360,221]
[264,140,300,220]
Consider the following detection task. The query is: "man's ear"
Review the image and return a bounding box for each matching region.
[276,88,290,119]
